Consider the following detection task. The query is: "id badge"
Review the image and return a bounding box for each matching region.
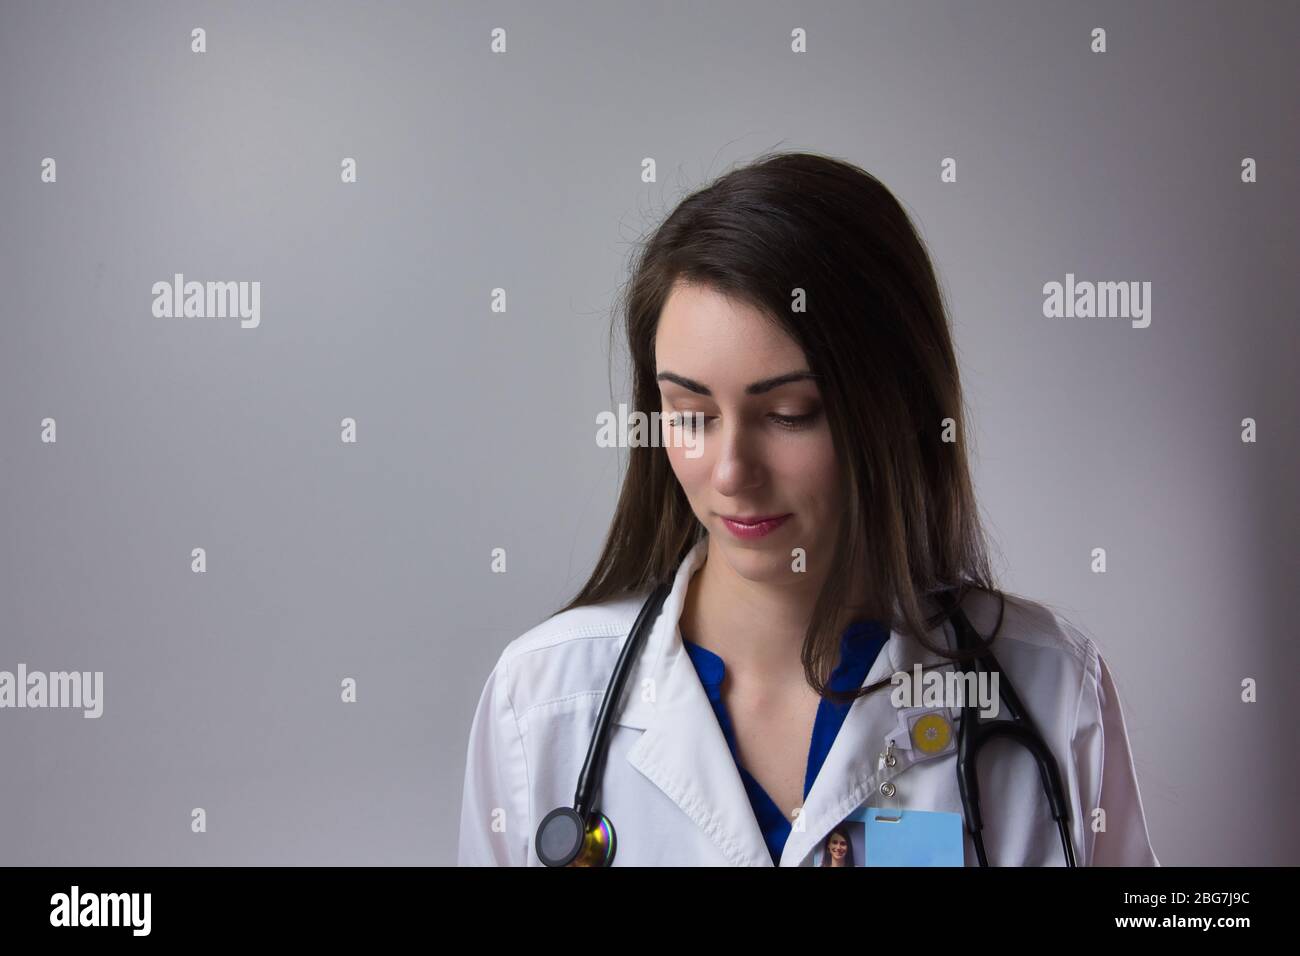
[845,806,965,866]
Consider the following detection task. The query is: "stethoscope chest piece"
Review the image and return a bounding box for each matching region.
[536,806,617,867]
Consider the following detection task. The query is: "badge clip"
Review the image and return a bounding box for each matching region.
[875,739,902,822]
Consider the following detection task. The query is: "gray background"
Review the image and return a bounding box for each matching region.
[1,0,1295,866]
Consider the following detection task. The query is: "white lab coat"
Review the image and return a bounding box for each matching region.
[457,537,1159,866]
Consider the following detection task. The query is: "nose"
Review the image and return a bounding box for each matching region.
[710,418,765,497]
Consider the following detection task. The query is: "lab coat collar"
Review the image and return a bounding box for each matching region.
[619,536,956,867]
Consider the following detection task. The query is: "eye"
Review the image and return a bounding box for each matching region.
[769,410,821,430]
[671,412,714,431]
[668,410,821,431]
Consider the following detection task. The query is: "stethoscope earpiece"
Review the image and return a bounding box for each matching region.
[536,806,617,867]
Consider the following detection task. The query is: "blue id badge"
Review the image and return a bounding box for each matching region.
[845,807,965,866]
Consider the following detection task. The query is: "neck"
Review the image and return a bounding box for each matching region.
[681,535,868,683]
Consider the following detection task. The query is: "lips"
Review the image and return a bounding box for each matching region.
[719,513,791,539]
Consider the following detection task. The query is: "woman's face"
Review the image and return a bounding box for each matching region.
[655,280,841,584]
[828,833,848,860]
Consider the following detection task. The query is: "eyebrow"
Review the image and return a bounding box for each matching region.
[655,370,818,396]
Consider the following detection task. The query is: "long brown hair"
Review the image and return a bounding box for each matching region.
[558,150,1012,705]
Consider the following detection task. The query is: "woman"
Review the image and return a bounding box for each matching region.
[820,827,856,867]
[457,151,1159,867]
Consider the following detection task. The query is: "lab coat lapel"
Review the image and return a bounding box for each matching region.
[625,638,774,866]
[619,538,774,866]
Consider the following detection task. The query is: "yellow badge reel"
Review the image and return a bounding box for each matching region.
[910,712,953,755]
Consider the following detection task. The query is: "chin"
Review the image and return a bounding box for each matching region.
[716,539,795,579]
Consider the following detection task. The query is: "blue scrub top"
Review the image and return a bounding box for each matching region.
[682,619,890,865]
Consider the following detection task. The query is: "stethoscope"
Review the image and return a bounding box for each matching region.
[535,577,1077,867]
[933,588,1077,867]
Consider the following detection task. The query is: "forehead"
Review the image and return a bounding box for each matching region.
[654,281,805,373]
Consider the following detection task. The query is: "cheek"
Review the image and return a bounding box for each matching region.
[664,444,709,493]
[773,436,838,495]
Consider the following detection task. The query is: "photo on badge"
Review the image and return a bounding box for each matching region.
[815,820,865,867]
